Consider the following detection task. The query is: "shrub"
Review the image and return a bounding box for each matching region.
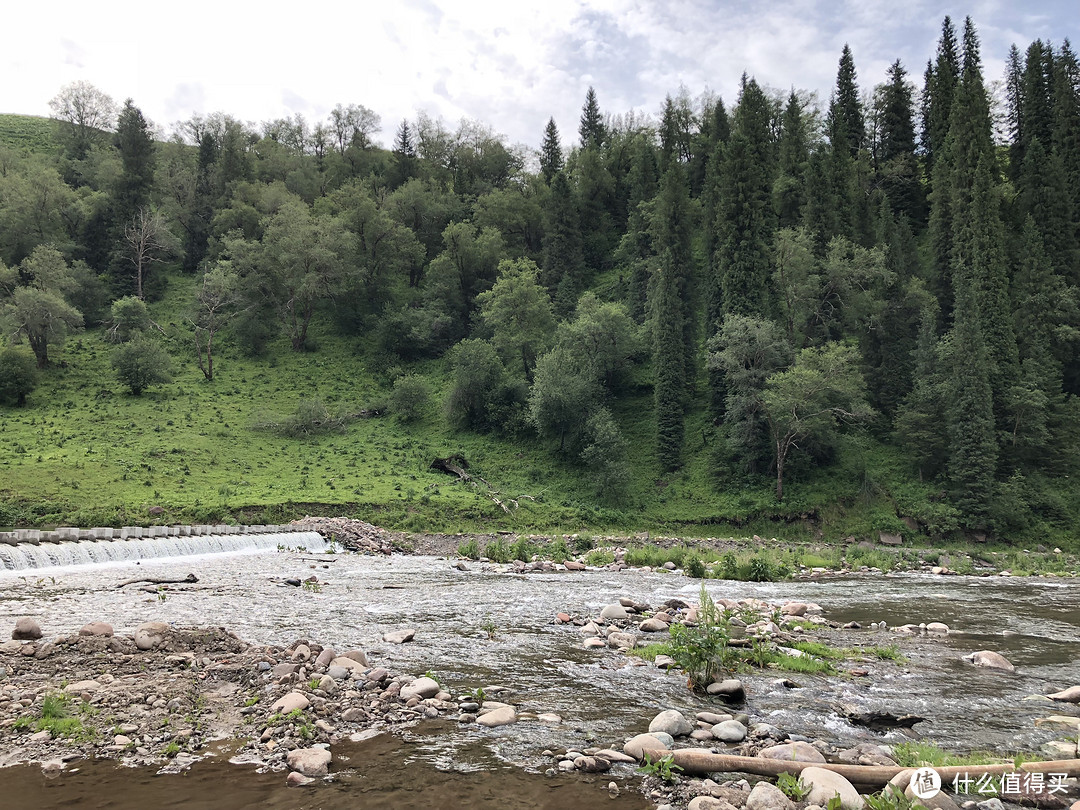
[389,374,432,423]
[111,333,172,395]
[0,347,38,406]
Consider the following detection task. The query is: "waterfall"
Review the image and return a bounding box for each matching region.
[0,529,327,573]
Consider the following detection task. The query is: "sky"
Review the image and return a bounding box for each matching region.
[2,0,1076,150]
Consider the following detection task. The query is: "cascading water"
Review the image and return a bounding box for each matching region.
[0,530,326,573]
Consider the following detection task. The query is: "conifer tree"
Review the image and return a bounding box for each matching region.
[579,86,606,149]
[833,45,866,155]
[921,17,960,177]
[539,118,563,184]
[650,164,694,470]
[874,61,924,224]
[774,92,810,228]
[113,99,156,222]
[541,170,586,314]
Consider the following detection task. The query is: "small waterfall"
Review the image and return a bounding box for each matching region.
[0,529,326,573]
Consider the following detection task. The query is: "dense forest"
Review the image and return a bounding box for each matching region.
[2,17,1079,545]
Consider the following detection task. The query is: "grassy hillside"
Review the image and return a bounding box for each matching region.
[0,270,1077,549]
[0,114,57,153]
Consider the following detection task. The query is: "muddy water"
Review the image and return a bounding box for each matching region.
[1,551,1078,807]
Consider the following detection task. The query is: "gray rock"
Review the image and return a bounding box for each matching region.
[963,650,1015,672]
[574,755,610,773]
[383,629,416,644]
[711,719,747,742]
[338,649,369,666]
[400,676,440,701]
[330,657,367,675]
[13,618,42,641]
[1047,685,1080,703]
[600,604,629,621]
[623,732,673,760]
[313,647,336,669]
[649,709,693,737]
[476,706,517,727]
[326,665,350,680]
[800,766,864,810]
[697,711,734,725]
[134,621,170,650]
[78,622,113,637]
[925,622,949,634]
[757,742,826,763]
[286,746,331,777]
[271,691,310,713]
[689,798,739,810]
[746,781,795,810]
[639,618,669,633]
[706,678,746,703]
[607,631,638,649]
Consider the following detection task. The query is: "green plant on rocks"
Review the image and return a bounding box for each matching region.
[637,752,683,784]
[457,537,480,559]
[863,785,928,810]
[667,584,733,689]
[777,771,811,801]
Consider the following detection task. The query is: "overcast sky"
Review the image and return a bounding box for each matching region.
[3,1,1075,150]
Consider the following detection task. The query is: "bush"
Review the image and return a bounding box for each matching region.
[111,333,172,395]
[0,348,38,406]
[255,399,349,439]
[389,374,432,423]
[106,296,151,342]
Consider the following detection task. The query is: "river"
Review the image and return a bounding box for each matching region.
[0,543,1077,808]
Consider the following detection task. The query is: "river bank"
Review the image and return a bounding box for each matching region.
[1,530,1078,810]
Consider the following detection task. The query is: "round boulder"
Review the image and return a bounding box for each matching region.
[134,621,170,650]
[711,719,747,743]
[623,732,674,760]
[271,691,311,714]
[399,676,440,701]
[286,746,331,777]
[757,742,826,763]
[649,709,693,737]
[746,780,795,810]
[963,650,1015,672]
[707,678,746,703]
[78,622,114,638]
[800,766,864,810]
[12,618,42,640]
[600,603,629,621]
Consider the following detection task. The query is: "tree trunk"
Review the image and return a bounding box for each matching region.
[775,441,785,502]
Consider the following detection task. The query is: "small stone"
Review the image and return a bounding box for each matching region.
[476,706,517,727]
[696,711,733,725]
[583,638,606,648]
[600,604,629,621]
[563,561,586,571]
[711,720,747,743]
[746,781,795,810]
[291,644,311,662]
[963,650,1015,672]
[639,618,669,633]
[536,712,562,723]
[271,692,310,713]
[64,679,102,694]
[13,618,42,641]
[649,709,693,737]
[1047,685,1080,703]
[338,649,369,666]
[286,747,331,777]
[400,677,440,701]
[706,678,745,703]
[286,772,315,787]
[78,622,114,637]
[574,755,610,773]
[383,629,416,644]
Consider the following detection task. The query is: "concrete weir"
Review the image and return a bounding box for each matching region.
[0,523,326,571]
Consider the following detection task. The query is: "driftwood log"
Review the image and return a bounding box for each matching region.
[117,573,198,589]
[667,750,1080,788]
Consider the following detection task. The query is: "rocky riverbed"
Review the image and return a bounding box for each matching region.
[1,522,1079,810]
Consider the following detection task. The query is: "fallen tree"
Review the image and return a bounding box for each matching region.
[667,749,1080,788]
[117,573,198,589]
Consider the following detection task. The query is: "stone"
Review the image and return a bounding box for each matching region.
[326,665,350,680]
[711,720,747,742]
[338,649,369,666]
[536,712,562,723]
[64,679,102,694]
[400,677,440,701]
[383,629,416,644]
[286,746,331,777]
[757,742,827,763]
[649,709,693,737]
[476,706,517,727]
[583,638,606,648]
[314,648,336,669]
[78,622,114,637]
[600,604,629,621]
[963,650,1015,672]
[271,691,311,713]
[925,622,949,634]
[12,618,42,640]
[563,560,586,571]
[800,766,864,810]
[134,621,170,651]
[286,772,315,787]
[655,655,677,669]
[623,732,673,760]
[697,711,734,725]
[607,631,638,649]
[746,781,795,810]
[593,749,636,764]
[330,656,367,675]
[781,602,808,617]
[639,618,669,633]
[707,679,746,703]
[1047,685,1080,703]
[272,662,300,678]
[1034,715,1080,731]
[291,644,311,662]
[366,667,389,682]
[878,532,903,546]
[689,798,739,810]
[574,755,610,773]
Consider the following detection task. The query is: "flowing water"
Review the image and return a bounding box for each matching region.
[0,538,1078,808]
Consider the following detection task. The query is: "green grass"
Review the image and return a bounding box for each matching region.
[0,114,57,153]
[13,692,96,741]
[891,741,1026,769]
[1,267,1079,552]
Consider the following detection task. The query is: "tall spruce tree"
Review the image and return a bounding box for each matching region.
[874,61,924,224]
[541,170,586,315]
[921,17,961,177]
[579,86,606,149]
[650,164,694,470]
[539,118,563,184]
[113,99,156,222]
[774,92,811,228]
[833,45,866,156]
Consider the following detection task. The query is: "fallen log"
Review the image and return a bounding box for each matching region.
[117,573,198,589]
[667,749,1080,788]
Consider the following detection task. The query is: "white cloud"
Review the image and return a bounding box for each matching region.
[0,0,1074,148]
